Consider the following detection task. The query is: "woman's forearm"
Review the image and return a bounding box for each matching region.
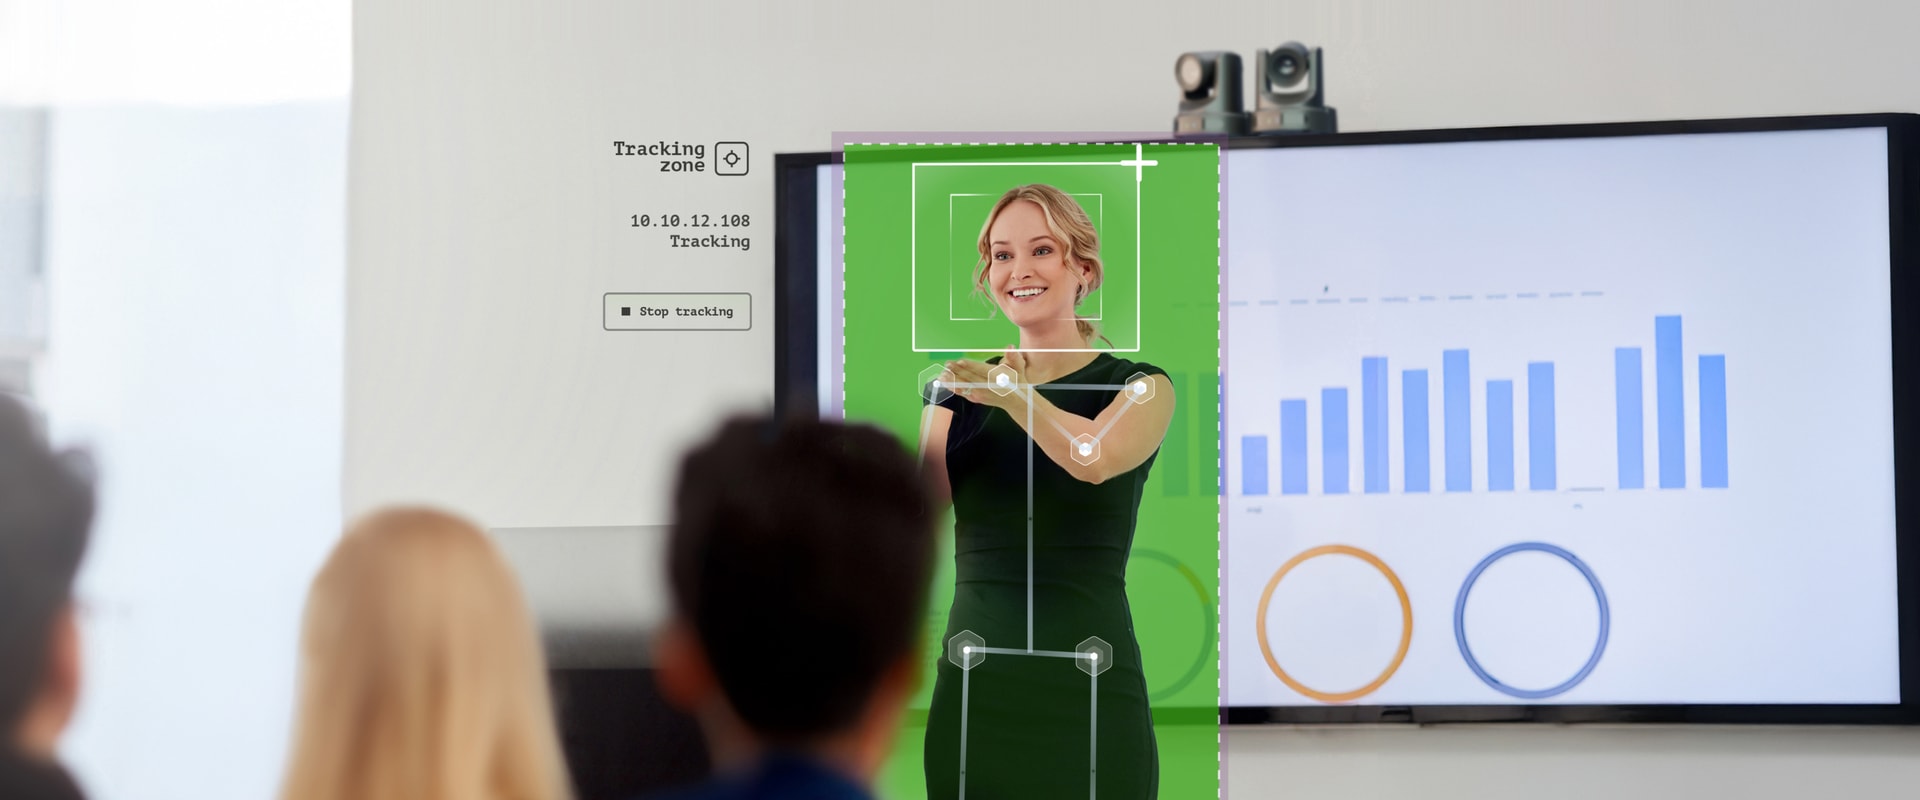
[1005,390,1119,484]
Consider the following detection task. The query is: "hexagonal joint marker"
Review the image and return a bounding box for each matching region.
[988,363,1018,396]
[1124,371,1157,405]
[949,630,986,670]
[920,363,954,404]
[1076,636,1113,677]
[1070,434,1101,466]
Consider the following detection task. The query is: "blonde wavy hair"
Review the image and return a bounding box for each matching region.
[973,184,1106,345]
[280,508,572,800]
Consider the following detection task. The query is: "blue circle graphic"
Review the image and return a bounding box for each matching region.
[1452,542,1609,700]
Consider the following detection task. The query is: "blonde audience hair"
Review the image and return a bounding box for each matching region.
[973,183,1107,345]
[280,508,572,800]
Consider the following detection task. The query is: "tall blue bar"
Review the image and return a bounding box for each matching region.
[1323,388,1349,494]
[1615,347,1645,489]
[1444,349,1472,492]
[1528,362,1557,491]
[1281,399,1308,495]
[1701,355,1729,488]
[1363,357,1389,493]
[1403,369,1431,493]
[1657,315,1686,488]
[1488,380,1515,491]
[1242,436,1269,496]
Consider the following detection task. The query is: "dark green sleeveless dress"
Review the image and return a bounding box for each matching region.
[924,353,1163,799]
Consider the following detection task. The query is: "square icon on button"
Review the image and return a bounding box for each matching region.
[714,141,748,176]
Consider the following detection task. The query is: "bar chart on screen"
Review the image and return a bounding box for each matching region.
[1232,313,1731,499]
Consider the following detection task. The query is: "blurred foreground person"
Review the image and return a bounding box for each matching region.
[651,417,937,800]
[0,396,95,800]
[280,507,572,800]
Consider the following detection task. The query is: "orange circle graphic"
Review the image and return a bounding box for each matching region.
[1255,544,1413,704]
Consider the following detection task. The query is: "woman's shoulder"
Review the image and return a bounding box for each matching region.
[1093,353,1169,382]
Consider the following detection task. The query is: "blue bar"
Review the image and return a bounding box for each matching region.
[1616,348,1645,489]
[1528,362,1556,491]
[1281,399,1308,495]
[1323,388,1349,494]
[1242,436,1269,496]
[1444,349,1472,492]
[1403,369,1431,493]
[1363,357,1389,493]
[1657,315,1686,488]
[1488,380,1514,491]
[1701,355,1728,488]
[1161,372,1191,497]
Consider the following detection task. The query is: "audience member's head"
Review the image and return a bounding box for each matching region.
[0,394,94,769]
[657,416,936,783]
[280,507,571,800]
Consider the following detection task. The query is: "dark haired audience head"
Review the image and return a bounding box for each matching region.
[0,395,95,800]
[655,415,936,797]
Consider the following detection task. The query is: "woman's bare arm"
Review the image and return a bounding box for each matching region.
[919,404,955,509]
[1008,375,1176,484]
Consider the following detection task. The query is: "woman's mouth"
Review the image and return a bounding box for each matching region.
[1007,286,1048,303]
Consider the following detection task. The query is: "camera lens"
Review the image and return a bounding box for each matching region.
[1176,53,1212,95]
[1267,44,1309,89]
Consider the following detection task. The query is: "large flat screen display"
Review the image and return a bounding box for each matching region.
[775,115,1920,723]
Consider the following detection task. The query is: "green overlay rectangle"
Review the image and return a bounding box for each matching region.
[843,141,1221,799]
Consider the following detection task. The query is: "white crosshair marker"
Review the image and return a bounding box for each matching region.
[919,366,1155,800]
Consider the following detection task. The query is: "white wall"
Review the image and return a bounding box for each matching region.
[350,0,1920,796]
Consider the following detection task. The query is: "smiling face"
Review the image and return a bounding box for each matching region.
[985,200,1088,329]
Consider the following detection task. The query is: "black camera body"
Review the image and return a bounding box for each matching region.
[1252,43,1337,135]
[1173,51,1251,137]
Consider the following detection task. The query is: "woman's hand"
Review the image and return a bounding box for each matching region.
[943,348,1030,412]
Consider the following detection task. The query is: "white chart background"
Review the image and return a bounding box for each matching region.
[1222,128,1900,706]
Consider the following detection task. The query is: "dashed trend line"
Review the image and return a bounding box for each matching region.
[1256,290,1608,305]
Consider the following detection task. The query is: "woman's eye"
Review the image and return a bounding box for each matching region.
[994,251,1011,261]
[1034,247,1053,256]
